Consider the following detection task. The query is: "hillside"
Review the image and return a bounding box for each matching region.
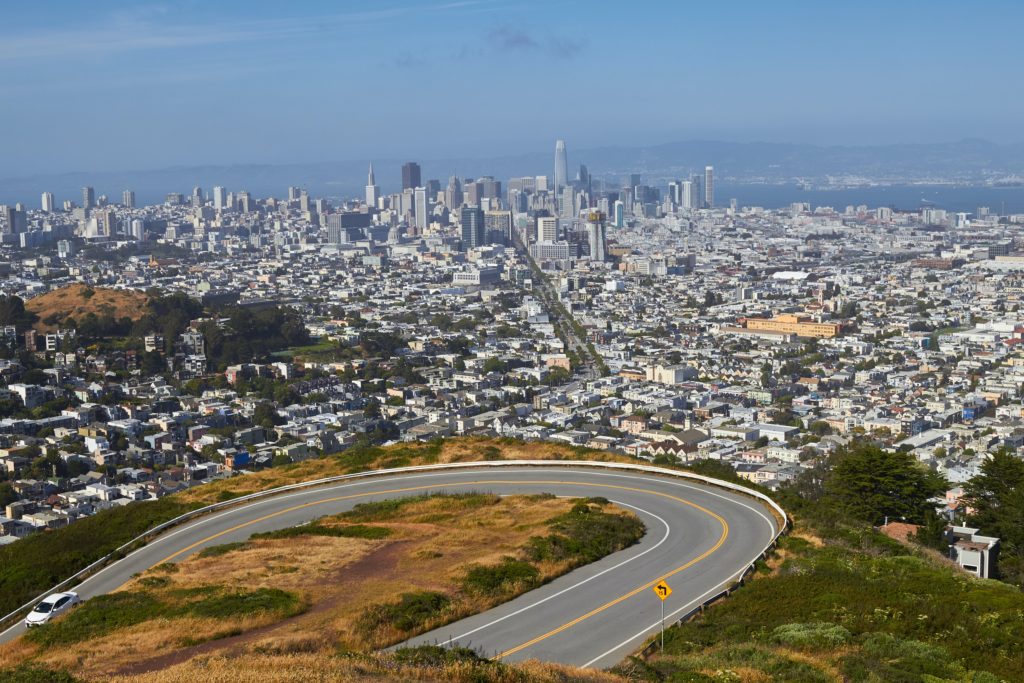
[25,284,149,332]
[0,493,640,683]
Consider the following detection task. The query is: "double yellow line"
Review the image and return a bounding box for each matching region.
[146,479,728,659]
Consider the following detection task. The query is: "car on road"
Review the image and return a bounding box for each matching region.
[24,592,81,627]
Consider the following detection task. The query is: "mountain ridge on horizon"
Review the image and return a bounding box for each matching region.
[4,137,1024,207]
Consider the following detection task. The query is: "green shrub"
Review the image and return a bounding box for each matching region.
[251,523,390,541]
[188,588,304,619]
[0,665,85,683]
[770,622,851,649]
[196,541,249,558]
[526,502,644,565]
[462,557,540,595]
[356,591,451,636]
[25,592,166,647]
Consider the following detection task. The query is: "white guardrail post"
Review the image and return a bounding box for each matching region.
[0,459,787,630]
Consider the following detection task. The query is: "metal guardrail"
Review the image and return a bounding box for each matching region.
[0,459,787,633]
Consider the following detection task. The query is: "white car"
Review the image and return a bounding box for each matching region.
[24,591,81,627]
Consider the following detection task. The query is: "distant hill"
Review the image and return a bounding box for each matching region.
[26,284,149,332]
[4,138,1024,207]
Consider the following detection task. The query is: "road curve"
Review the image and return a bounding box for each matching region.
[0,464,780,669]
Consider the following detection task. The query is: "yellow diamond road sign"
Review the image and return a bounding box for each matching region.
[653,580,672,601]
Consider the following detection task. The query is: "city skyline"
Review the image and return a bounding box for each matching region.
[2,1,1024,176]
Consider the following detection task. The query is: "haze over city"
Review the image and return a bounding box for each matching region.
[3,3,1024,683]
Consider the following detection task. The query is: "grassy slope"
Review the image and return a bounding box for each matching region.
[0,494,642,681]
[25,284,149,332]
[616,520,1023,683]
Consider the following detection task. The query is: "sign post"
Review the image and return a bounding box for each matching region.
[652,580,672,652]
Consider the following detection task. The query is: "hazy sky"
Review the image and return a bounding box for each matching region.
[2,0,1022,175]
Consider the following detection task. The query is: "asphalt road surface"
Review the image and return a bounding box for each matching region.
[0,465,779,669]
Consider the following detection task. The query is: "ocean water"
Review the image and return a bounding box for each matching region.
[718,184,1024,214]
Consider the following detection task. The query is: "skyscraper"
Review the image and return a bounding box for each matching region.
[586,212,607,262]
[365,163,379,207]
[213,186,226,211]
[704,165,714,209]
[460,205,484,251]
[536,216,558,243]
[553,140,568,195]
[41,192,54,213]
[484,210,512,245]
[414,187,429,229]
[402,162,421,191]
[613,200,625,228]
[122,190,135,208]
[445,175,463,209]
[82,186,95,211]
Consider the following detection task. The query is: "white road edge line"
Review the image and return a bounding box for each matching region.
[438,498,671,646]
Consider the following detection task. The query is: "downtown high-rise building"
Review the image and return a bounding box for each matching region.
[213,186,226,211]
[1,205,27,234]
[704,165,714,209]
[365,163,379,207]
[40,192,54,212]
[613,200,625,228]
[82,186,96,211]
[402,162,421,191]
[536,215,558,243]
[122,190,135,208]
[414,187,429,229]
[586,211,607,262]
[553,140,568,195]
[460,205,484,250]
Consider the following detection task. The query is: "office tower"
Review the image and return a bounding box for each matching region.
[1,205,18,234]
[41,192,54,213]
[586,212,607,262]
[537,216,558,243]
[300,190,311,213]
[82,186,96,211]
[479,176,501,200]
[414,186,428,229]
[445,175,463,209]
[578,164,590,191]
[165,193,184,206]
[561,185,575,219]
[122,190,135,208]
[464,179,482,207]
[704,166,714,209]
[629,173,642,189]
[131,218,145,241]
[554,140,568,195]
[96,208,117,236]
[613,200,625,228]
[426,178,441,197]
[680,180,695,209]
[460,205,484,250]
[484,210,512,245]
[237,191,251,213]
[535,175,549,192]
[192,186,203,207]
[401,162,421,190]
[213,186,226,211]
[288,186,301,201]
[365,163,379,207]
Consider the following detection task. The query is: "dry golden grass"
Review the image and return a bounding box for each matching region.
[25,284,149,332]
[178,437,635,506]
[5,495,629,682]
[103,652,623,683]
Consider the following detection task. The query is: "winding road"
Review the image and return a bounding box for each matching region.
[0,462,781,669]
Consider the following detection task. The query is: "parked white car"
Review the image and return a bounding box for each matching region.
[24,592,81,627]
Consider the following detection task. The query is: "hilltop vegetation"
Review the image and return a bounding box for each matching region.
[0,493,642,681]
[24,284,150,333]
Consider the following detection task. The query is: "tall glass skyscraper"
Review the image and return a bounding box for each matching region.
[553,140,568,194]
[704,165,714,209]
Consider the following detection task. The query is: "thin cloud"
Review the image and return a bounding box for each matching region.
[475,26,586,60]
[0,4,489,63]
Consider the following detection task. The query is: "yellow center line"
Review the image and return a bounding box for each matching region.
[144,478,728,660]
[493,483,728,661]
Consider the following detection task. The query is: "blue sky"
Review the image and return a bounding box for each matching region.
[1,0,1022,174]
